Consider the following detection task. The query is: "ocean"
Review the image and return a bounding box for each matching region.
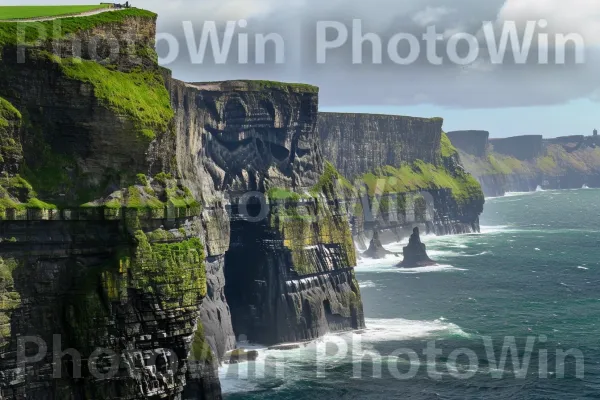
[221,189,600,399]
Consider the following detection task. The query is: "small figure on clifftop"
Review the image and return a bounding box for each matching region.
[397,227,436,268]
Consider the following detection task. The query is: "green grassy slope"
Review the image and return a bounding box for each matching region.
[0,8,156,47]
[0,5,111,20]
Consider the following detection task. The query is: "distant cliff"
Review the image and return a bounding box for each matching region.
[489,135,544,161]
[449,132,600,197]
[318,113,442,180]
[318,113,484,246]
[446,131,489,157]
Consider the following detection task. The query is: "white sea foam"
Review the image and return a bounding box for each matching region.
[219,316,470,393]
[577,266,589,270]
[503,191,535,197]
[358,280,378,288]
[355,259,466,274]
[480,225,510,234]
[355,254,399,271]
[340,317,471,342]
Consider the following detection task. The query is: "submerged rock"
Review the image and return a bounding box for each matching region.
[363,230,397,259]
[398,227,436,268]
[227,349,260,364]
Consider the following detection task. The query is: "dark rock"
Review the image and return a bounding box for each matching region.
[227,349,260,364]
[363,230,396,259]
[398,227,436,268]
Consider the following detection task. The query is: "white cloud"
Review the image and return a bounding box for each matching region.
[497,0,600,46]
[412,6,453,26]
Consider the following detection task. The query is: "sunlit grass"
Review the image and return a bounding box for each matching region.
[0,5,111,20]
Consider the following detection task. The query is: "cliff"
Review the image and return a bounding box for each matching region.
[0,9,231,399]
[0,8,366,399]
[489,135,544,161]
[446,131,489,157]
[168,83,364,345]
[449,132,600,197]
[317,113,484,246]
[318,113,442,180]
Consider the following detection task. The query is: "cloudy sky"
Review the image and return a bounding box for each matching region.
[5,0,600,137]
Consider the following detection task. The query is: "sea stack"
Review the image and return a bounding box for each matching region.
[398,227,436,268]
[363,230,394,259]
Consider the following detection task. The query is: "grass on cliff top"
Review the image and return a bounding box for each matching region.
[0,5,111,20]
[460,143,600,178]
[54,57,173,139]
[320,112,443,124]
[0,8,156,47]
[238,80,319,94]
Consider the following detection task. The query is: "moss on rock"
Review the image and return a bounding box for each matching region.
[190,320,213,362]
[0,257,21,347]
[270,163,356,275]
[54,58,173,141]
[81,174,201,214]
[126,231,207,309]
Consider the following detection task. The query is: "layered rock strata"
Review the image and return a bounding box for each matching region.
[169,82,365,345]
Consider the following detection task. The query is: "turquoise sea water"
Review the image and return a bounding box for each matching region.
[222,189,600,399]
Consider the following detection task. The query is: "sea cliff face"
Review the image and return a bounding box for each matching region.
[318,113,484,246]
[168,83,364,345]
[448,131,600,197]
[318,113,442,180]
[0,9,366,399]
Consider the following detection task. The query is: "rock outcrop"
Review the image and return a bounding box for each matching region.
[363,230,395,259]
[449,132,600,197]
[317,113,485,246]
[398,227,435,268]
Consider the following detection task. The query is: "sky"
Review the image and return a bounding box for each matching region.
[4,0,600,138]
